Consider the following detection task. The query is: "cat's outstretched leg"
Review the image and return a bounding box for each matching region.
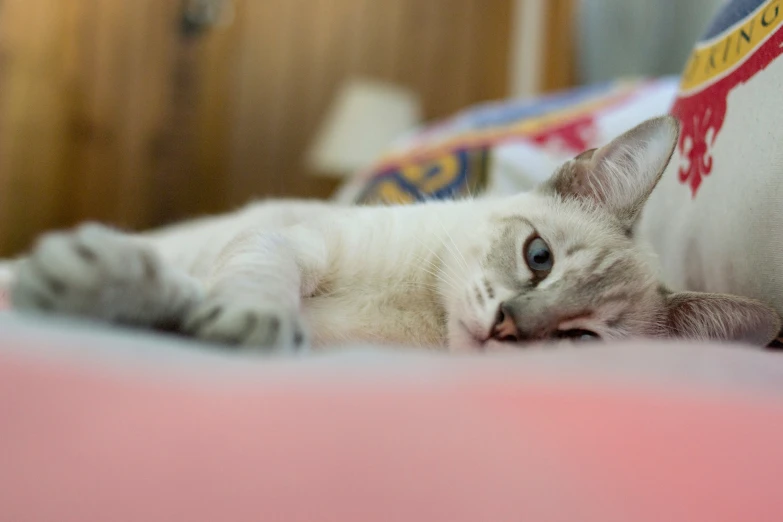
[11,223,202,330]
[12,223,322,353]
[182,229,321,353]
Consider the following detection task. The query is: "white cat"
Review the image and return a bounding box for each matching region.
[5,116,781,351]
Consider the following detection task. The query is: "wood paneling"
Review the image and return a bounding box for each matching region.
[541,0,578,93]
[0,0,180,254]
[0,0,512,256]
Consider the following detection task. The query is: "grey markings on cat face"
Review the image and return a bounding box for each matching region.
[468,118,680,342]
[481,203,662,341]
[483,215,537,293]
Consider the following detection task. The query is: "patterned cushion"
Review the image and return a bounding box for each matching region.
[335,78,678,204]
[639,0,783,321]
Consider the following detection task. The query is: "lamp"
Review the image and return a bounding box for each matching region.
[307,78,422,178]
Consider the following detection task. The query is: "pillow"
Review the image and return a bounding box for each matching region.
[334,78,679,204]
[639,0,783,325]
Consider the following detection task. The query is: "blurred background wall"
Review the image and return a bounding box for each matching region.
[0,0,721,256]
[576,0,726,84]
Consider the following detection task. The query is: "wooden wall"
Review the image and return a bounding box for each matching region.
[542,0,578,93]
[0,0,515,256]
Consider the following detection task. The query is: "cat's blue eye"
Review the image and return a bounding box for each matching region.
[525,236,553,276]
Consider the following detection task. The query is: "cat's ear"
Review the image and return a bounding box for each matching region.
[665,291,781,346]
[541,115,679,229]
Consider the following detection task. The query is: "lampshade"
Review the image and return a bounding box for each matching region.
[307,78,422,178]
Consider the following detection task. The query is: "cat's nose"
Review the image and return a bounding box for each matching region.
[491,302,521,342]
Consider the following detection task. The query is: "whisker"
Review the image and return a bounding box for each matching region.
[417,252,464,291]
[417,263,461,295]
[397,282,443,292]
[464,179,476,201]
[433,214,470,272]
[411,236,464,290]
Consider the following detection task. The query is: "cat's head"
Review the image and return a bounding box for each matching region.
[444,116,781,350]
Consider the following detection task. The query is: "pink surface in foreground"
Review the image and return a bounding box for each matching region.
[1,342,783,522]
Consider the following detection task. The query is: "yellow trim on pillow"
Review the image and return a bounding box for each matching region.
[680,0,783,93]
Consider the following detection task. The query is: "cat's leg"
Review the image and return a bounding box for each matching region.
[11,223,202,329]
[183,228,324,352]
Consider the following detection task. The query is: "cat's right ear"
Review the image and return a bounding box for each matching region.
[540,115,679,230]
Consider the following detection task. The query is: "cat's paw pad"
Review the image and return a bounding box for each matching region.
[11,223,164,320]
[183,301,308,353]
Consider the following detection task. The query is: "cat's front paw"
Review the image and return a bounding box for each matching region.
[183,300,308,353]
[11,223,195,325]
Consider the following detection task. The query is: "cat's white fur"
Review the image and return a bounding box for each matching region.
[4,116,781,350]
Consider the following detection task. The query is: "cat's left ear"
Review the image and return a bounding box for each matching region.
[541,115,679,229]
[665,292,782,346]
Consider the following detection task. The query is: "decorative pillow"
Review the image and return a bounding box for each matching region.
[334,78,679,204]
[639,0,783,321]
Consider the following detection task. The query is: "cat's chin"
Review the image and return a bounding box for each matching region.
[446,320,490,352]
